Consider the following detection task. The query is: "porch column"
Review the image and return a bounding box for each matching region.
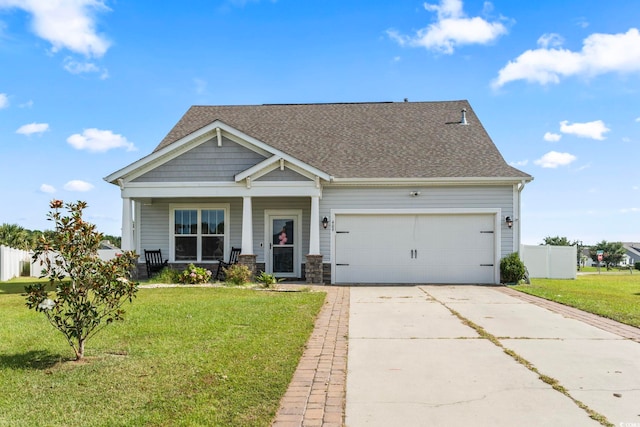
[121,197,134,251]
[306,196,324,284]
[239,196,257,279]
[241,196,253,254]
[309,196,320,255]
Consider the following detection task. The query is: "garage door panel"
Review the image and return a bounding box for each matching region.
[334,213,496,284]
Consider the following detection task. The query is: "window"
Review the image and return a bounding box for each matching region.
[171,205,228,262]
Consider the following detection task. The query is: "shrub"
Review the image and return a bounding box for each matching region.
[224,264,252,286]
[635,262,640,271]
[178,264,212,285]
[151,267,180,284]
[500,252,526,284]
[24,200,139,361]
[255,271,282,289]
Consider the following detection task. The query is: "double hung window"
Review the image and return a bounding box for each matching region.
[171,205,228,262]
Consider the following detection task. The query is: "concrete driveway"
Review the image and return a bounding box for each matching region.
[346,285,640,427]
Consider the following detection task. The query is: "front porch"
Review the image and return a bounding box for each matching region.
[122,195,328,284]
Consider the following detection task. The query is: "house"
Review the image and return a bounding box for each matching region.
[105,101,533,284]
[622,243,640,266]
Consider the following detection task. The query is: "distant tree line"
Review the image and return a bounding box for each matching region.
[541,236,628,270]
[0,223,121,251]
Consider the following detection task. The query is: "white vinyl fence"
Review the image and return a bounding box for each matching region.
[520,245,577,279]
[1,246,123,281]
[0,245,33,281]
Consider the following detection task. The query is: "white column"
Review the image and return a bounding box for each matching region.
[121,197,133,251]
[241,196,253,255]
[309,196,320,255]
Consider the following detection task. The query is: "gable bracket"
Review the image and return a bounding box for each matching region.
[216,127,222,147]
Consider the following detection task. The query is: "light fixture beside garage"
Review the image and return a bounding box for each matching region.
[322,216,329,229]
[505,216,513,228]
[409,191,421,197]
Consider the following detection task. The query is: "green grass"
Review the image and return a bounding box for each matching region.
[0,284,326,427]
[513,273,640,327]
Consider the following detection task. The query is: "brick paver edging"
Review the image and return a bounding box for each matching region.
[498,286,640,342]
[272,285,350,427]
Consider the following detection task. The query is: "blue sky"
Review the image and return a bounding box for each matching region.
[0,0,638,245]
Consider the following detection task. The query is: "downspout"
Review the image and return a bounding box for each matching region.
[516,180,526,253]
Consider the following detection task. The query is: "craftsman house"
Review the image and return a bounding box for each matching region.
[105,101,533,284]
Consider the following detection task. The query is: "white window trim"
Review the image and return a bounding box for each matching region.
[169,203,230,263]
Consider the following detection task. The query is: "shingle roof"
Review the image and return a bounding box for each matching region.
[154,101,532,180]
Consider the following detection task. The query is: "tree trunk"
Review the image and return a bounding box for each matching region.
[75,339,85,360]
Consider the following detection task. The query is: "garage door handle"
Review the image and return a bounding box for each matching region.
[336,263,350,266]
[480,264,494,267]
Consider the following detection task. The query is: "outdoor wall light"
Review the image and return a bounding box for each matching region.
[322,216,329,229]
[505,216,513,229]
[409,191,421,197]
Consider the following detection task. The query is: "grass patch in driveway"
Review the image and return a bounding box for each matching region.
[513,273,640,328]
[0,285,325,427]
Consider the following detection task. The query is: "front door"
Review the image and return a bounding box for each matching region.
[265,211,301,278]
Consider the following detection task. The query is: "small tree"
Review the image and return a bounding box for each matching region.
[541,236,575,246]
[589,240,626,270]
[25,200,139,361]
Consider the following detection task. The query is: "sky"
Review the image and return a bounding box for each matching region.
[0,0,638,246]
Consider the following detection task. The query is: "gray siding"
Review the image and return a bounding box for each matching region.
[133,137,266,182]
[138,197,310,265]
[139,198,243,264]
[319,185,515,259]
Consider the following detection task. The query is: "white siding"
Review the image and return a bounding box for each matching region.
[319,185,515,260]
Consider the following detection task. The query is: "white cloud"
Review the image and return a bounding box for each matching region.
[19,100,33,108]
[543,132,561,142]
[635,117,640,122]
[67,128,136,152]
[387,0,507,54]
[493,28,640,88]
[0,93,8,109]
[0,0,111,57]
[559,120,610,140]
[534,151,577,168]
[620,207,640,214]
[62,57,109,78]
[537,33,564,49]
[39,184,56,194]
[63,180,94,192]
[509,159,528,167]
[16,122,49,135]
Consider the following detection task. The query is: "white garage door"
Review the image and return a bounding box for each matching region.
[334,213,496,284]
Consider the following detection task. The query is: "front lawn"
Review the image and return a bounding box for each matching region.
[0,285,326,427]
[513,273,640,328]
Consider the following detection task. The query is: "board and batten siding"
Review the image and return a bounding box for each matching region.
[133,137,266,183]
[138,197,311,265]
[257,168,310,182]
[318,185,515,260]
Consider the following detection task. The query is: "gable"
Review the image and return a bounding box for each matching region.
[256,167,311,182]
[133,136,267,183]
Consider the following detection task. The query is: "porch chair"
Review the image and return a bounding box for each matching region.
[144,249,168,278]
[215,247,242,281]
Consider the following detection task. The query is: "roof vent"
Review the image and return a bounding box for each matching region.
[404,98,408,102]
[460,108,468,125]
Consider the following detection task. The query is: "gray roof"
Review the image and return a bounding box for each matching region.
[155,101,532,180]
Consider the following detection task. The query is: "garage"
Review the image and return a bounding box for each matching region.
[333,212,498,284]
